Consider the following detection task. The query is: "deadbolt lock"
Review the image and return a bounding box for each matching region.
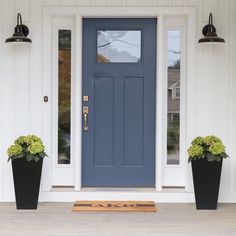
[83,95,89,102]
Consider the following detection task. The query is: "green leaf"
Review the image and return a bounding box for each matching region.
[220,152,229,158]
[34,156,40,162]
[14,154,23,160]
[39,152,46,158]
[207,156,215,162]
[206,153,216,162]
[26,153,34,162]
[11,155,20,161]
[18,153,24,158]
[206,153,222,162]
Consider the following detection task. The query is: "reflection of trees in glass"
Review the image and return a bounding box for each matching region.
[97,30,141,63]
[167,117,180,165]
[167,30,181,165]
[58,30,71,164]
[59,30,71,50]
[98,31,140,48]
[168,59,180,69]
[167,118,179,152]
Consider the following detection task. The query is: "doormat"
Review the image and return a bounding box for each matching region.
[72,201,157,212]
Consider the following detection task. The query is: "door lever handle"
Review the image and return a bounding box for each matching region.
[83,106,89,131]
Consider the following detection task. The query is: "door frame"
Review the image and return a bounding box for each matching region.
[42,6,197,194]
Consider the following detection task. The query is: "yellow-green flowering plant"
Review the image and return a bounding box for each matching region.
[7,135,48,162]
[187,135,228,162]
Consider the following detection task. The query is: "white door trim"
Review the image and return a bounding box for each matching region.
[42,6,197,198]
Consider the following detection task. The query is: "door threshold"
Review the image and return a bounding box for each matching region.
[161,187,186,193]
[51,186,75,192]
[50,186,186,193]
[81,187,156,192]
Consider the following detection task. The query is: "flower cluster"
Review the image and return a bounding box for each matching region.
[187,144,204,158]
[187,135,228,162]
[15,135,42,146]
[7,135,47,162]
[7,144,23,157]
[28,142,45,155]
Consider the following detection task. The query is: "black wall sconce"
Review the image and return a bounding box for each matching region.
[199,13,225,44]
[5,13,32,44]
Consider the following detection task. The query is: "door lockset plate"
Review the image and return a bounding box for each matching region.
[83,106,89,131]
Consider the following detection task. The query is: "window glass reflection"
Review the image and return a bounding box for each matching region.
[167,30,181,165]
[97,30,141,63]
[58,30,71,164]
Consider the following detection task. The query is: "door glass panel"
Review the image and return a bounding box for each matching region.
[167,30,181,165]
[97,30,141,63]
[58,29,71,164]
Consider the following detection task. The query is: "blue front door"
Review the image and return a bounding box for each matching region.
[82,18,156,187]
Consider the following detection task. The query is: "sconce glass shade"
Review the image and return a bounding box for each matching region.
[198,13,225,44]
[5,13,32,44]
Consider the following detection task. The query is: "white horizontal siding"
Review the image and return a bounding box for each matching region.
[43,0,199,7]
[0,0,236,202]
[76,0,92,7]
[61,0,77,6]
[44,0,61,6]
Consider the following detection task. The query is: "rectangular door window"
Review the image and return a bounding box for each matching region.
[167,30,181,165]
[97,30,141,63]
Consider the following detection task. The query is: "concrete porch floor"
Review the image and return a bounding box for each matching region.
[0,203,236,236]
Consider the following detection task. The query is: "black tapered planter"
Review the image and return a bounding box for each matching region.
[191,158,223,210]
[12,158,43,209]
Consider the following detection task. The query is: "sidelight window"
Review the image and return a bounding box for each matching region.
[167,30,181,165]
[58,29,71,164]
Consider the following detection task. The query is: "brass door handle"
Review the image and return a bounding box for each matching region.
[83,106,88,131]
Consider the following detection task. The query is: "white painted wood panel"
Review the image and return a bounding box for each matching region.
[107,0,123,6]
[0,0,4,201]
[214,0,231,203]
[0,0,235,202]
[77,0,92,6]
[15,0,31,22]
[139,0,153,7]
[231,0,236,203]
[45,0,61,6]
[170,0,185,6]
[187,0,198,7]
[125,0,139,7]
[154,0,170,6]
[1,0,16,201]
[61,0,77,6]
[93,0,107,7]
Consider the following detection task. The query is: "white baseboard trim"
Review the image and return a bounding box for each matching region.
[40,191,195,203]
